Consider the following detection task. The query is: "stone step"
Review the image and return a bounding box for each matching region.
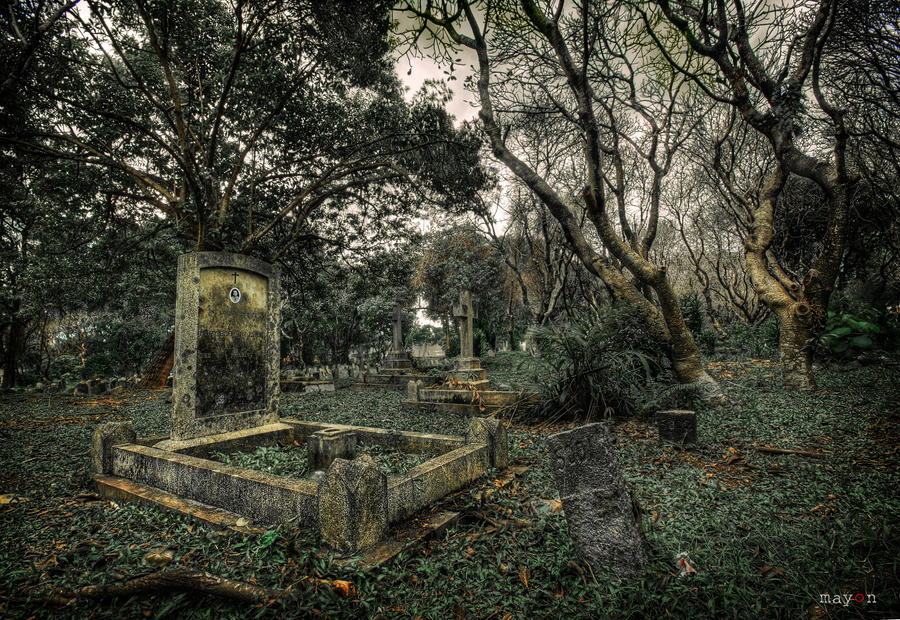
[336,509,459,567]
[94,474,261,532]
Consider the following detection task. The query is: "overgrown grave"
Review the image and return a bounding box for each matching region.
[354,303,436,390]
[405,290,538,415]
[280,366,336,394]
[90,252,509,555]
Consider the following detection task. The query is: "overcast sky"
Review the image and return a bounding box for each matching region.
[391,6,481,123]
[396,53,478,122]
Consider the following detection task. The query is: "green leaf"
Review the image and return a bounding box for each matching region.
[831,340,849,353]
[850,335,873,349]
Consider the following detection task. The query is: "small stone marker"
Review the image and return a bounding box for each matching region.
[91,421,136,475]
[308,428,357,471]
[465,417,508,468]
[547,423,647,578]
[656,410,697,446]
[406,379,422,403]
[171,252,280,441]
[318,457,387,553]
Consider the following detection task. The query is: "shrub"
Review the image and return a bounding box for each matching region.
[679,291,705,335]
[48,354,81,380]
[518,304,670,423]
[699,328,718,355]
[722,317,780,358]
[82,352,113,378]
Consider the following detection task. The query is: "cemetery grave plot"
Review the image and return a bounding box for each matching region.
[93,417,508,553]
[92,252,509,555]
[353,303,436,390]
[404,291,539,414]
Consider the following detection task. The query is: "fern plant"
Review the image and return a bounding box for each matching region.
[517,305,668,423]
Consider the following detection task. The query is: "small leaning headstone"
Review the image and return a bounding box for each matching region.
[547,423,647,579]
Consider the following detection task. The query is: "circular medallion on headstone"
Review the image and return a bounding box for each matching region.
[229,287,241,303]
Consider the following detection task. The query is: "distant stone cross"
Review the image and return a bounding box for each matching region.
[391,303,404,351]
[453,290,477,358]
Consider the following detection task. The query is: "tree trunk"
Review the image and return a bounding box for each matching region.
[140,332,175,388]
[507,293,515,350]
[2,304,26,388]
[778,306,816,390]
[745,166,817,389]
[651,271,724,400]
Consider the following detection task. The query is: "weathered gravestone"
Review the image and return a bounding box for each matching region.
[383,303,412,371]
[449,290,487,386]
[454,290,477,359]
[171,252,280,441]
[656,410,697,447]
[548,423,647,579]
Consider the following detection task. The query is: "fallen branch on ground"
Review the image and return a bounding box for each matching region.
[757,447,828,458]
[30,567,294,606]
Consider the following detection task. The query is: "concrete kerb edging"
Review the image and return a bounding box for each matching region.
[93,417,507,553]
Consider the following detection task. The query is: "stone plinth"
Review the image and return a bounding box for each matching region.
[548,423,647,579]
[308,428,357,472]
[656,410,697,446]
[382,350,413,371]
[405,382,537,415]
[171,252,280,441]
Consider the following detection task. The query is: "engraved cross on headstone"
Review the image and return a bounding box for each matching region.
[391,303,404,351]
[452,290,477,358]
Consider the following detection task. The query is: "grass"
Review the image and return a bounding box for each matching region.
[0,353,898,618]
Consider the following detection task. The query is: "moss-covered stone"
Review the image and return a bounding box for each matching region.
[91,421,137,474]
[318,457,387,552]
[171,252,280,441]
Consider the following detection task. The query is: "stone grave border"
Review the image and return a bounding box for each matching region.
[92,417,507,552]
[404,380,538,414]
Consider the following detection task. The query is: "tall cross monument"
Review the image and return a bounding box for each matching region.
[391,303,404,351]
[453,290,477,359]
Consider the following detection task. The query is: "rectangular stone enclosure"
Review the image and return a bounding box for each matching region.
[172,252,280,441]
[93,417,507,553]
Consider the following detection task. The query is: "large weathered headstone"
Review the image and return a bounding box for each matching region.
[547,423,647,579]
[171,252,280,441]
